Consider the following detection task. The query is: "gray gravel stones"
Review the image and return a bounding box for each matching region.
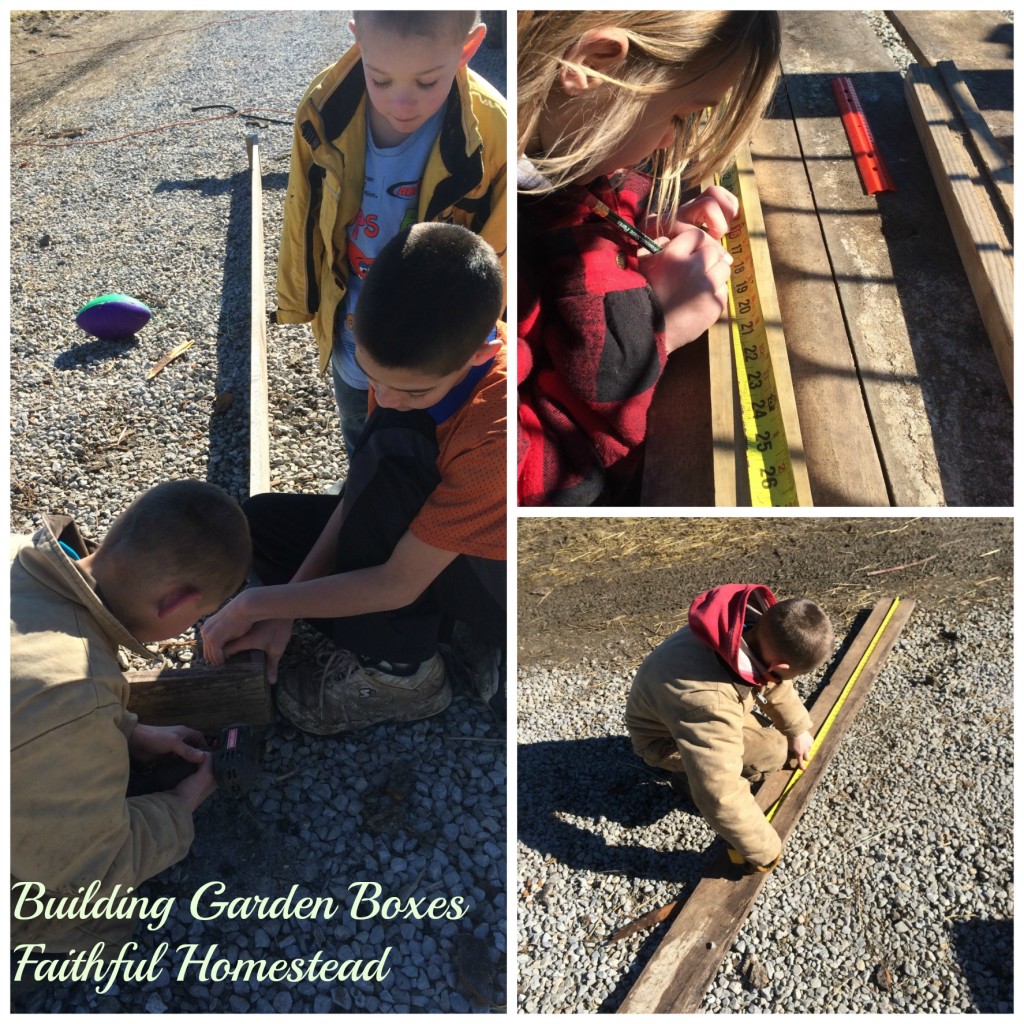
[517,601,1013,1013]
[11,11,506,1014]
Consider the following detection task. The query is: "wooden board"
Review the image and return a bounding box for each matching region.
[751,83,890,506]
[904,64,1013,399]
[937,61,1013,222]
[779,10,1012,506]
[887,10,1014,151]
[618,598,916,1014]
[641,338,716,506]
[126,650,273,735]
[247,134,270,497]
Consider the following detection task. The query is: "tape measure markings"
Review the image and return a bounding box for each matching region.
[716,160,801,507]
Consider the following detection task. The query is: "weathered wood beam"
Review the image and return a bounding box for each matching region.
[126,649,274,735]
[618,597,916,1014]
[247,134,270,495]
[750,84,891,506]
[904,64,1013,399]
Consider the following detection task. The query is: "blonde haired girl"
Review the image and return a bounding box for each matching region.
[517,11,781,506]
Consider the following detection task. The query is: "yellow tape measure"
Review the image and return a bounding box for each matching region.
[727,597,903,865]
[716,163,800,507]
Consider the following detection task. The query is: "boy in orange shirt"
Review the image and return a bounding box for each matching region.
[202,223,505,735]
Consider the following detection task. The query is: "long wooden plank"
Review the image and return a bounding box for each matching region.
[618,598,916,1014]
[904,65,1013,399]
[127,650,273,734]
[780,10,1012,506]
[247,134,270,496]
[751,83,890,506]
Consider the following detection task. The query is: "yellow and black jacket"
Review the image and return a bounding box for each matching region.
[277,46,508,375]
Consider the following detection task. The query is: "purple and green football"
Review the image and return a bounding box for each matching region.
[75,292,152,339]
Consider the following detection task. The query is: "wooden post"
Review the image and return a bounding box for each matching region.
[126,650,274,735]
[247,134,271,494]
[618,597,916,1014]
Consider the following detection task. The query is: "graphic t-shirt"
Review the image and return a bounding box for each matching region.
[334,104,446,389]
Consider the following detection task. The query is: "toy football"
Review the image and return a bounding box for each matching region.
[75,292,152,339]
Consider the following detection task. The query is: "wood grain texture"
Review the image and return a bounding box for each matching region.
[126,650,273,734]
[904,65,1013,399]
[751,86,890,505]
[641,338,716,506]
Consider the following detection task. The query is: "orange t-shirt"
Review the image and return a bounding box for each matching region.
[368,326,507,561]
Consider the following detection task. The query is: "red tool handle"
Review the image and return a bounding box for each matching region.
[831,76,896,194]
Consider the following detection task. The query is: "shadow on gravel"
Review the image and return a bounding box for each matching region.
[951,917,1013,1012]
[518,734,705,881]
[54,334,139,368]
[154,170,289,500]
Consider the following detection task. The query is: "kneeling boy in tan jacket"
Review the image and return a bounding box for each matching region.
[626,584,833,872]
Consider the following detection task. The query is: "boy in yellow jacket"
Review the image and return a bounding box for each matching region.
[626,584,833,871]
[277,10,507,456]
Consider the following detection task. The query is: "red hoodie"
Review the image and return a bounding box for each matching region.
[688,584,776,687]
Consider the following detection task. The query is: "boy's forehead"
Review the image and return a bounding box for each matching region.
[354,346,449,390]
[355,19,465,54]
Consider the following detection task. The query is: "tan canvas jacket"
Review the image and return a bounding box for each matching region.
[10,516,195,950]
[626,625,813,866]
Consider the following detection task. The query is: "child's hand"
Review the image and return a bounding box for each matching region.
[638,226,733,352]
[790,730,814,769]
[201,592,255,666]
[170,751,217,813]
[217,618,295,685]
[128,724,209,764]
[646,186,740,242]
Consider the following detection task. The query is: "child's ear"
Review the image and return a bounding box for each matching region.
[348,18,357,40]
[458,23,487,68]
[156,586,203,620]
[560,28,630,96]
[469,335,502,366]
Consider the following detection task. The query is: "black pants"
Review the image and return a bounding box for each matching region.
[244,406,506,664]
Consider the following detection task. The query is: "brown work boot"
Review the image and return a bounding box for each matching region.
[276,645,450,736]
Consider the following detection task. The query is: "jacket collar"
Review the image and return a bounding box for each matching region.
[18,515,156,661]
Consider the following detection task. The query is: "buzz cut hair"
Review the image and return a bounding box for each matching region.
[352,10,480,42]
[354,222,503,376]
[762,598,834,673]
[100,480,251,602]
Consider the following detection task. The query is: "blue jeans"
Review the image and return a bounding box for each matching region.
[331,349,369,459]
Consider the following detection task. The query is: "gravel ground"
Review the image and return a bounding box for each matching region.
[10,10,507,1014]
[516,518,1013,1013]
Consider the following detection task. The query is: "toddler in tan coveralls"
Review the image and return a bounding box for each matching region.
[626,584,833,872]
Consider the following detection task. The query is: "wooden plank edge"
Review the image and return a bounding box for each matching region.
[248,134,271,495]
[618,598,914,1014]
[904,66,1013,399]
[936,60,1013,222]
